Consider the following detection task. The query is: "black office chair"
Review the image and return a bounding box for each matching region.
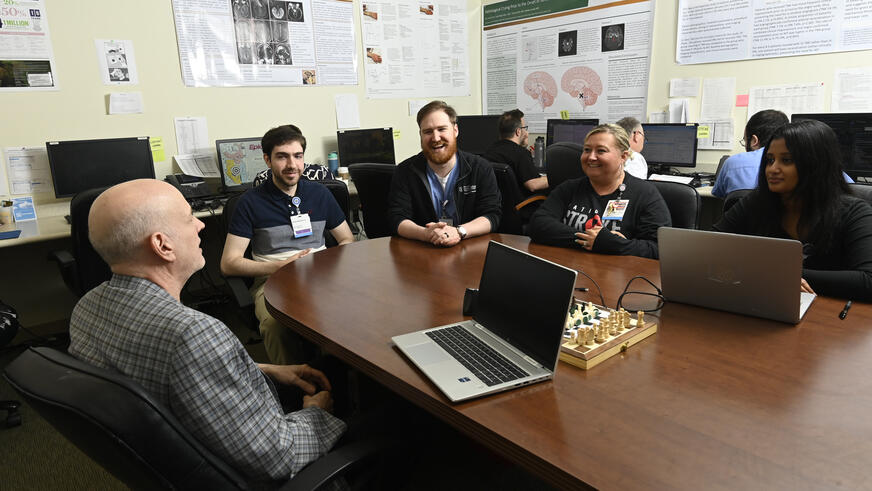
[348,163,395,239]
[714,154,730,179]
[723,188,753,214]
[49,187,112,297]
[489,162,545,235]
[4,347,394,490]
[317,179,353,247]
[650,181,701,230]
[849,183,872,205]
[219,193,257,333]
[1,299,21,428]
[545,142,584,190]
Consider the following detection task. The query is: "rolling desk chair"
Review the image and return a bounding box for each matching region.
[1,300,21,427]
[545,142,584,190]
[849,183,872,205]
[49,187,112,297]
[650,181,701,229]
[4,346,394,490]
[348,163,396,239]
[490,162,545,235]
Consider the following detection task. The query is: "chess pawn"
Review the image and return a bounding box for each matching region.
[595,324,607,343]
[637,310,645,327]
[584,327,595,346]
[607,316,617,336]
[616,314,626,332]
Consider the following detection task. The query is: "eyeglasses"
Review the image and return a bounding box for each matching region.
[739,137,747,147]
[519,126,529,131]
[633,130,648,143]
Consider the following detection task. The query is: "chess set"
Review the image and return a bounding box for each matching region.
[559,301,658,370]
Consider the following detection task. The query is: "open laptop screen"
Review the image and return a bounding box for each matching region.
[474,242,577,369]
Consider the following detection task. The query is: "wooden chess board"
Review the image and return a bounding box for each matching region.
[559,301,657,370]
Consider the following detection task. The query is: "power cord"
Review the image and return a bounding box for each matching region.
[574,270,606,306]
[616,275,665,312]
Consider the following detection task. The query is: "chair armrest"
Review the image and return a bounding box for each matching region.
[278,438,397,491]
[225,276,253,309]
[515,194,546,211]
[48,249,80,297]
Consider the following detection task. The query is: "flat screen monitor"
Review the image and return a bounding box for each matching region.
[791,113,872,179]
[336,127,395,166]
[47,137,156,198]
[215,137,267,191]
[642,123,699,170]
[456,115,501,155]
[546,118,599,147]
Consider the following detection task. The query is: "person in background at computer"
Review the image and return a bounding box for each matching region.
[528,124,671,259]
[714,120,872,301]
[388,100,501,247]
[221,125,354,364]
[712,110,789,198]
[70,179,346,484]
[615,116,648,179]
[482,109,548,196]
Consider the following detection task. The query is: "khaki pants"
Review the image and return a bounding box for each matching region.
[250,280,314,365]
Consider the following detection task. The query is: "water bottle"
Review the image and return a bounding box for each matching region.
[327,152,339,176]
[533,137,545,172]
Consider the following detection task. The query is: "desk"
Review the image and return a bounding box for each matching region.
[265,235,872,490]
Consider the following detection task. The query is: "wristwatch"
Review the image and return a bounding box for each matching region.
[456,225,468,240]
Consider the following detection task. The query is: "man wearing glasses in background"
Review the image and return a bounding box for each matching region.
[616,117,648,180]
[483,109,549,196]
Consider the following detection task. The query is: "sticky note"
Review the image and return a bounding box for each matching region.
[150,137,166,162]
[560,110,570,120]
[697,126,710,138]
[736,94,749,107]
[393,130,401,139]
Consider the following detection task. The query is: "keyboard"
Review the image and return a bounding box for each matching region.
[426,325,528,386]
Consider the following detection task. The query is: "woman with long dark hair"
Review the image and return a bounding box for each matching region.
[714,119,872,300]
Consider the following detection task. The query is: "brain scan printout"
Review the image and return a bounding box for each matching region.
[523,71,558,110]
[561,66,603,108]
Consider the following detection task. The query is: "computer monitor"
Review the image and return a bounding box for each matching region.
[215,137,267,191]
[336,127,395,166]
[46,137,156,198]
[791,113,872,179]
[545,118,599,147]
[456,115,501,155]
[642,123,699,171]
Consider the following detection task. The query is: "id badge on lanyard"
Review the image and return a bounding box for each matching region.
[602,183,628,221]
[289,196,313,238]
[440,199,454,226]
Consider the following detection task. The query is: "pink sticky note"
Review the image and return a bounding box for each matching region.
[736,94,749,107]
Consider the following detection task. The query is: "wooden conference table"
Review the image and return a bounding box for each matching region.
[265,234,872,490]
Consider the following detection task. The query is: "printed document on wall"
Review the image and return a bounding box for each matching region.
[361,0,469,98]
[94,39,139,85]
[482,0,656,133]
[676,0,872,64]
[5,147,52,195]
[0,0,57,90]
[747,83,825,121]
[833,67,872,113]
[172,0,357,87]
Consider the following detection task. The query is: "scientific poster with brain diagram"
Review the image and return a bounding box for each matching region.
[483,0,655,133]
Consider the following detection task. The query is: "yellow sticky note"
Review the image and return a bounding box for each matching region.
[150,137,166,163]
[697,126,710,139]
[560,110,570,120]
[393,129,401,140]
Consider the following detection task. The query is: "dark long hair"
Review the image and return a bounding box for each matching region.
[754,119,850,252]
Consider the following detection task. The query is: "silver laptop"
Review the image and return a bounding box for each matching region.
[392,241,577,402]
[658,227,815,324]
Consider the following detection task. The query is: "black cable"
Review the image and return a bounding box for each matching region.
[575,269,606,306]
[616,275,665,312]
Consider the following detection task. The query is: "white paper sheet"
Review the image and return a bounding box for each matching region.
[696,120,734,151]
[700,78,735,121]
[95,39,139,85]
[174,117,210,155]
[109,92,144,114]
[747,83,825,120]
[669,78,700,98]
[5,147,52,195]
[334,93,361,129]
[833,67,872,113]
[173,154,221,178]
[668,99,688,123]
[0,149,9,196]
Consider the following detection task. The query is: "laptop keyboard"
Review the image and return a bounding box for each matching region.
[426,325,529,387]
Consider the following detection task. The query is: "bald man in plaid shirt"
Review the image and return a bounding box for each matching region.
[68,179,345,484]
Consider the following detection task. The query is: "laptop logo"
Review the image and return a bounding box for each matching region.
[707,265,742,285]
[458,377,471,383]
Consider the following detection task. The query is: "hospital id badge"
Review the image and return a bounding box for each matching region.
[290,213,313,238]
[441,217,454,226]
[602,199,629,220]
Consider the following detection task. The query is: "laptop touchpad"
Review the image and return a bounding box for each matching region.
[406,342,452,366]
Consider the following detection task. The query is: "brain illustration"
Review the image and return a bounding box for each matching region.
[523,71,557,109]
[561,66,603,107]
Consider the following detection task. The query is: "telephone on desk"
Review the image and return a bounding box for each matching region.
[165,174,210,199]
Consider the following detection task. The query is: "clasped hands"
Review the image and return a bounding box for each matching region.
[425,221,460,247]
[574,226,625,251]
[259,363,335,413]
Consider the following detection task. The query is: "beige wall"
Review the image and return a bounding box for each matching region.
[0,0,484,207]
